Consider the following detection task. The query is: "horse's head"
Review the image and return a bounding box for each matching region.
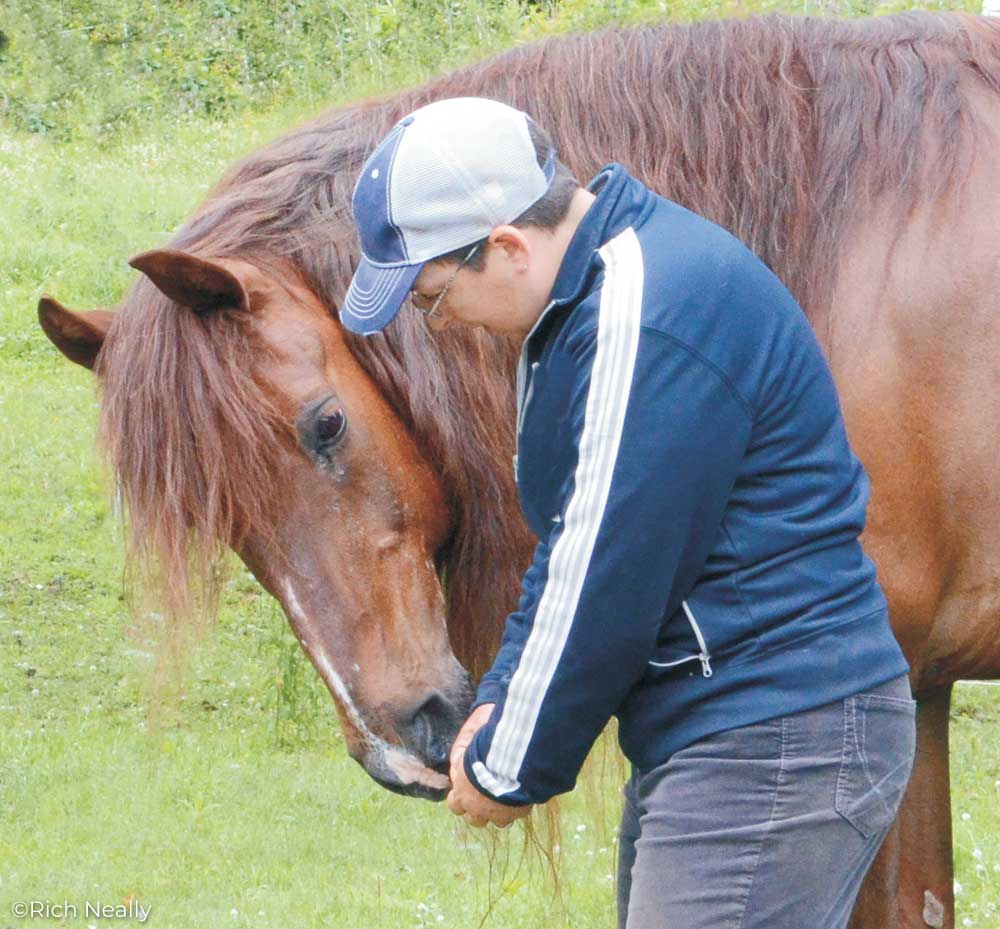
[38,249,473,800]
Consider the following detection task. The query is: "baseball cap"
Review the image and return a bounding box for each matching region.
[340,97,556,336]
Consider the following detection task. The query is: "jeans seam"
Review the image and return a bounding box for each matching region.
[856,695,909,825]
[834,696,857,824]
[855,695,890,820]
[615,769,639,920]
[734,715,787,929]
[857,695,877,797]
[861,692,916,710]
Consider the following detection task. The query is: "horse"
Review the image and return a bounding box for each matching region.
[37,11,1000,928]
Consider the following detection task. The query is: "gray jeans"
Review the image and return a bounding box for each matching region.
[616,675,916,929]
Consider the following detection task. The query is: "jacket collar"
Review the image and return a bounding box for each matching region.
[519,165,651,353]
[545,162,650,308]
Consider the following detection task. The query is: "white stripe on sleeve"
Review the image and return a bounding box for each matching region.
[478,227,645,796]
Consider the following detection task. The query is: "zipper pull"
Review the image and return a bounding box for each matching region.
[681,600,713,679]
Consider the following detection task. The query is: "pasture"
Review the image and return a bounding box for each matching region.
[2,3,999,927]
[0,112,632,929]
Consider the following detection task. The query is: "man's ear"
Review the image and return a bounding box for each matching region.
[487,225,532,267]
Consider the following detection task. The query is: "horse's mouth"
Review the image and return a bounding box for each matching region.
[372,774,450,802]
[365,744,451,802]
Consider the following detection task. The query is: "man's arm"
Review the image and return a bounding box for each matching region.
[463,249,754,806]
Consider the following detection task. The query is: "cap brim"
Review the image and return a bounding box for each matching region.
[340,257,425,335]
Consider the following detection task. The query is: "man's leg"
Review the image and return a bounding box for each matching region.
[616,767,641,929]
[622,676,915,929]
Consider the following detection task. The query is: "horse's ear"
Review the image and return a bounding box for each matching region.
[37,296,114,371]
[128,248,250,314]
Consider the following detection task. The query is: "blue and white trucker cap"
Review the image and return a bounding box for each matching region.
[340,97,556,335]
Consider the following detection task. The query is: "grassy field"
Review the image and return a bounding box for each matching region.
[2,11,999,929]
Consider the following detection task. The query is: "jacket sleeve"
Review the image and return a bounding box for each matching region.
[463,290,754,807]
[469,543,550,711]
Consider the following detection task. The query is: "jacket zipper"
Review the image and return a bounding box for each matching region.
[513,298,561,478]
[683,600,714,678]
[647,599,714,678]
[513,360,541,479]
[518,361,540,433]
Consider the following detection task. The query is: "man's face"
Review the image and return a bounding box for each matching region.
[410,226,553,338]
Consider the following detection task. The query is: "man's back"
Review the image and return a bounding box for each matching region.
[508,163,909,770]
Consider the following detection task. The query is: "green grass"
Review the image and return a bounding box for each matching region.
[2,7,999,927]
[0,354,624,928]
[950,685,1000,928]
[1,360,997,929]
[0,112,627,929]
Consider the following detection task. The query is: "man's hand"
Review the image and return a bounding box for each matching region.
[446,703,533,828]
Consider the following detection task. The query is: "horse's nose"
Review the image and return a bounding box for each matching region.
[400,688,470,770]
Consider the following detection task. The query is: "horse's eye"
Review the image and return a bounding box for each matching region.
[316,408,347,446]
[297,396,348,461]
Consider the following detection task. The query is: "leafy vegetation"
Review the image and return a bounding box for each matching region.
[1,0,980,139]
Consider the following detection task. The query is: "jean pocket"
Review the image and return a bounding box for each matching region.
[835,688,917,839]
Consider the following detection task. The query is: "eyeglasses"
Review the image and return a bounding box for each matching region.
[410,243,480,320]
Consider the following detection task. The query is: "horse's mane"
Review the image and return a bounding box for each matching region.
[96,12,1000,677]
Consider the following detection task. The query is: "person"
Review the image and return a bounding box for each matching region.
[339,96,917,929]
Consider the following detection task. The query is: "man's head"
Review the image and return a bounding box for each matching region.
[340,97,583,338]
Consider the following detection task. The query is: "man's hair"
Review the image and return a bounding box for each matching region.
[434,120,579,271]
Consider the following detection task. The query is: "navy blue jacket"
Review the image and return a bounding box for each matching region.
[464,164,909,806]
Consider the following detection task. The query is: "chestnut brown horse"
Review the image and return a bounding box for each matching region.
[38,11,1000,929]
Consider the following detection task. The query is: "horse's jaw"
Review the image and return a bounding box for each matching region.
[308,644,452,802]
[279,577,464,802]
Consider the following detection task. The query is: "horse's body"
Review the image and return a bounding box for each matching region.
[38,12,1000,928]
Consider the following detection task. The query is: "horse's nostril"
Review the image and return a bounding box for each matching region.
[414,690,451,724]
[431,756,451,777]
[424,741,451,772]
[403,691,459,767]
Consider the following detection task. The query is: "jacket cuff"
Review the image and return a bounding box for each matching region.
[462,749,531,807]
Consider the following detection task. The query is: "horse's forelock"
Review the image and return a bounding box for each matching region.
[97,274,293,622]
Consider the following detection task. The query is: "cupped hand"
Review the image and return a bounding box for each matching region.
[446,703,533,828]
